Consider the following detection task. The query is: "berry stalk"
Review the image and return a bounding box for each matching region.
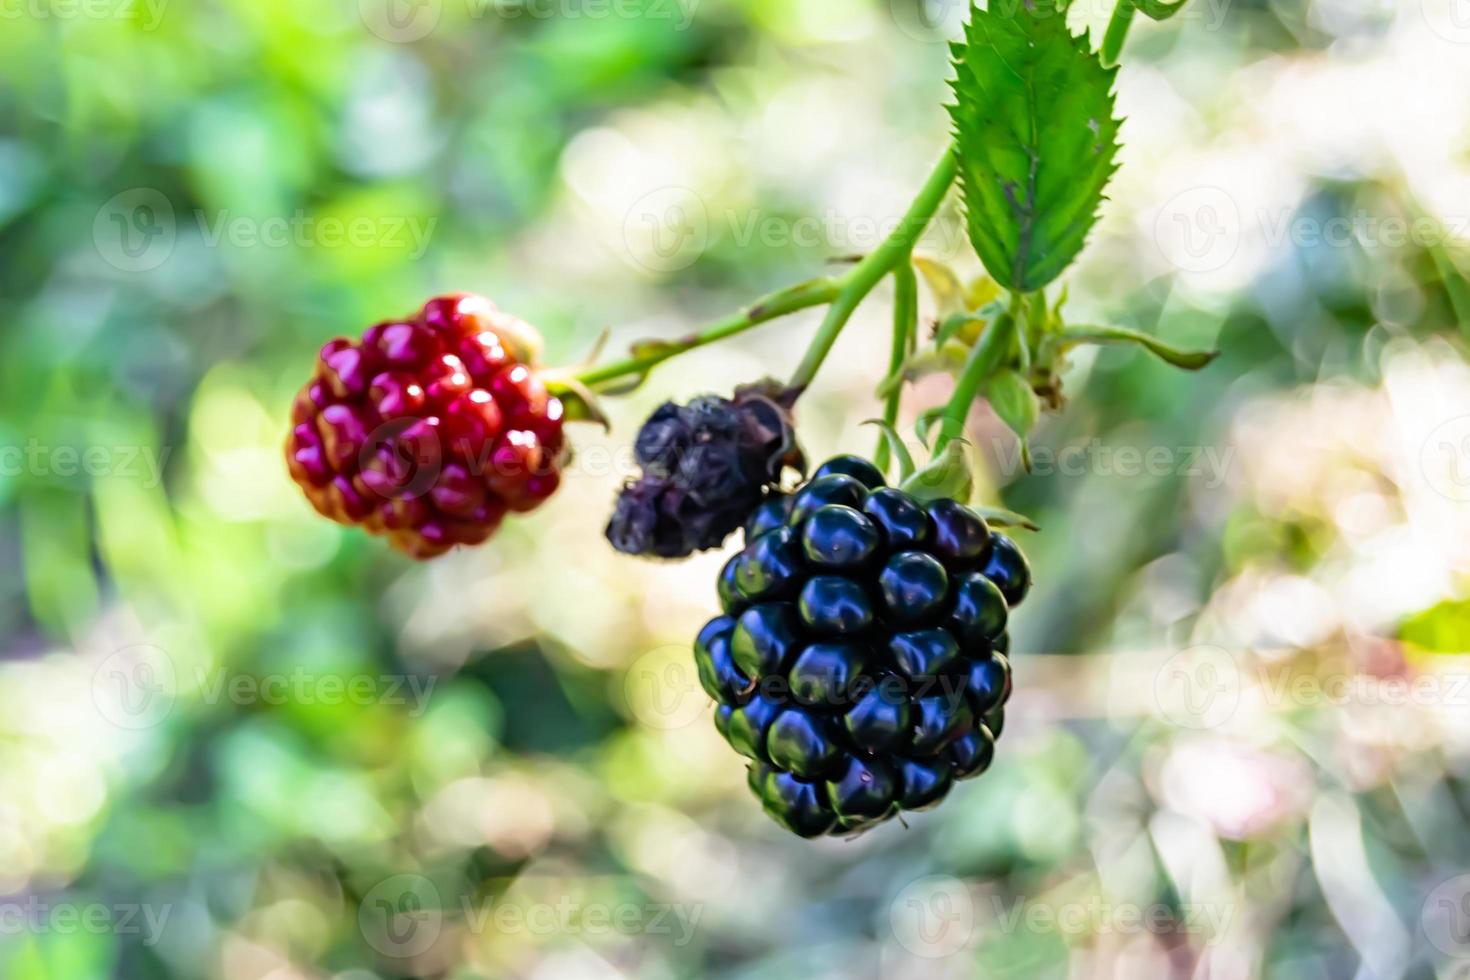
[574,152,959,395]
[874,262,918,473]
[573,277,842,389]
[787,152,959,391]
[1100,0,1137,67]
[932,305,1018,453]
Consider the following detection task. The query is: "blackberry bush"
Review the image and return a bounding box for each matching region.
[695,455,1032,837]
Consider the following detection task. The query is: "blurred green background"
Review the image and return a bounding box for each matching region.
[3,0,1470,977]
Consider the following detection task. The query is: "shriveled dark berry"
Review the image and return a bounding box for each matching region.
[877,551,949,623]
[745,494,792,543]
[927,499,992,569]
[609,383,803,559]
[949,572,1008,647]
[788,474,866,524]
[825,755,898,822]
[897,757,953,811]
[731,603,802,677]
[761,770,836,838]
[981,533,1032,607]
[862,488,931,550]
[800,505,880,571]
[789,640,868,708]
[766,709,843,779]
[735,525,805,602]
[798,575,874,635]
[949,726,995,779]
[964,653,1011,715]
[813,454,886,490]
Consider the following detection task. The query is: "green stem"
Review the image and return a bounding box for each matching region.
[573,276,841,388]
[875,263,918,472]
[933,311,1017,453]
[1101,0,1137,67]
[788,151,959,390]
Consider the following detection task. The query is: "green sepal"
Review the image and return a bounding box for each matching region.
[900,438,974,503]
[981,368,1039,472]
[971,505,1041,532]
[862,419,917,482]
[1060,324,1219,370]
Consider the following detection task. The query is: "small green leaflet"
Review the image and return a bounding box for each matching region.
[949,0,1121,293]
[981,368,1039,468]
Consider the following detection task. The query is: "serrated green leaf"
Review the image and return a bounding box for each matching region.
[949,0,1121,293]
[1060,324,1220,370]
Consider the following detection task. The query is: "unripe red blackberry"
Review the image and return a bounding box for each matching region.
[286,293,566,559]
[691,455,1032,838]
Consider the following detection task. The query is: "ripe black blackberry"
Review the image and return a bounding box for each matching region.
[694,455,1032,837]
